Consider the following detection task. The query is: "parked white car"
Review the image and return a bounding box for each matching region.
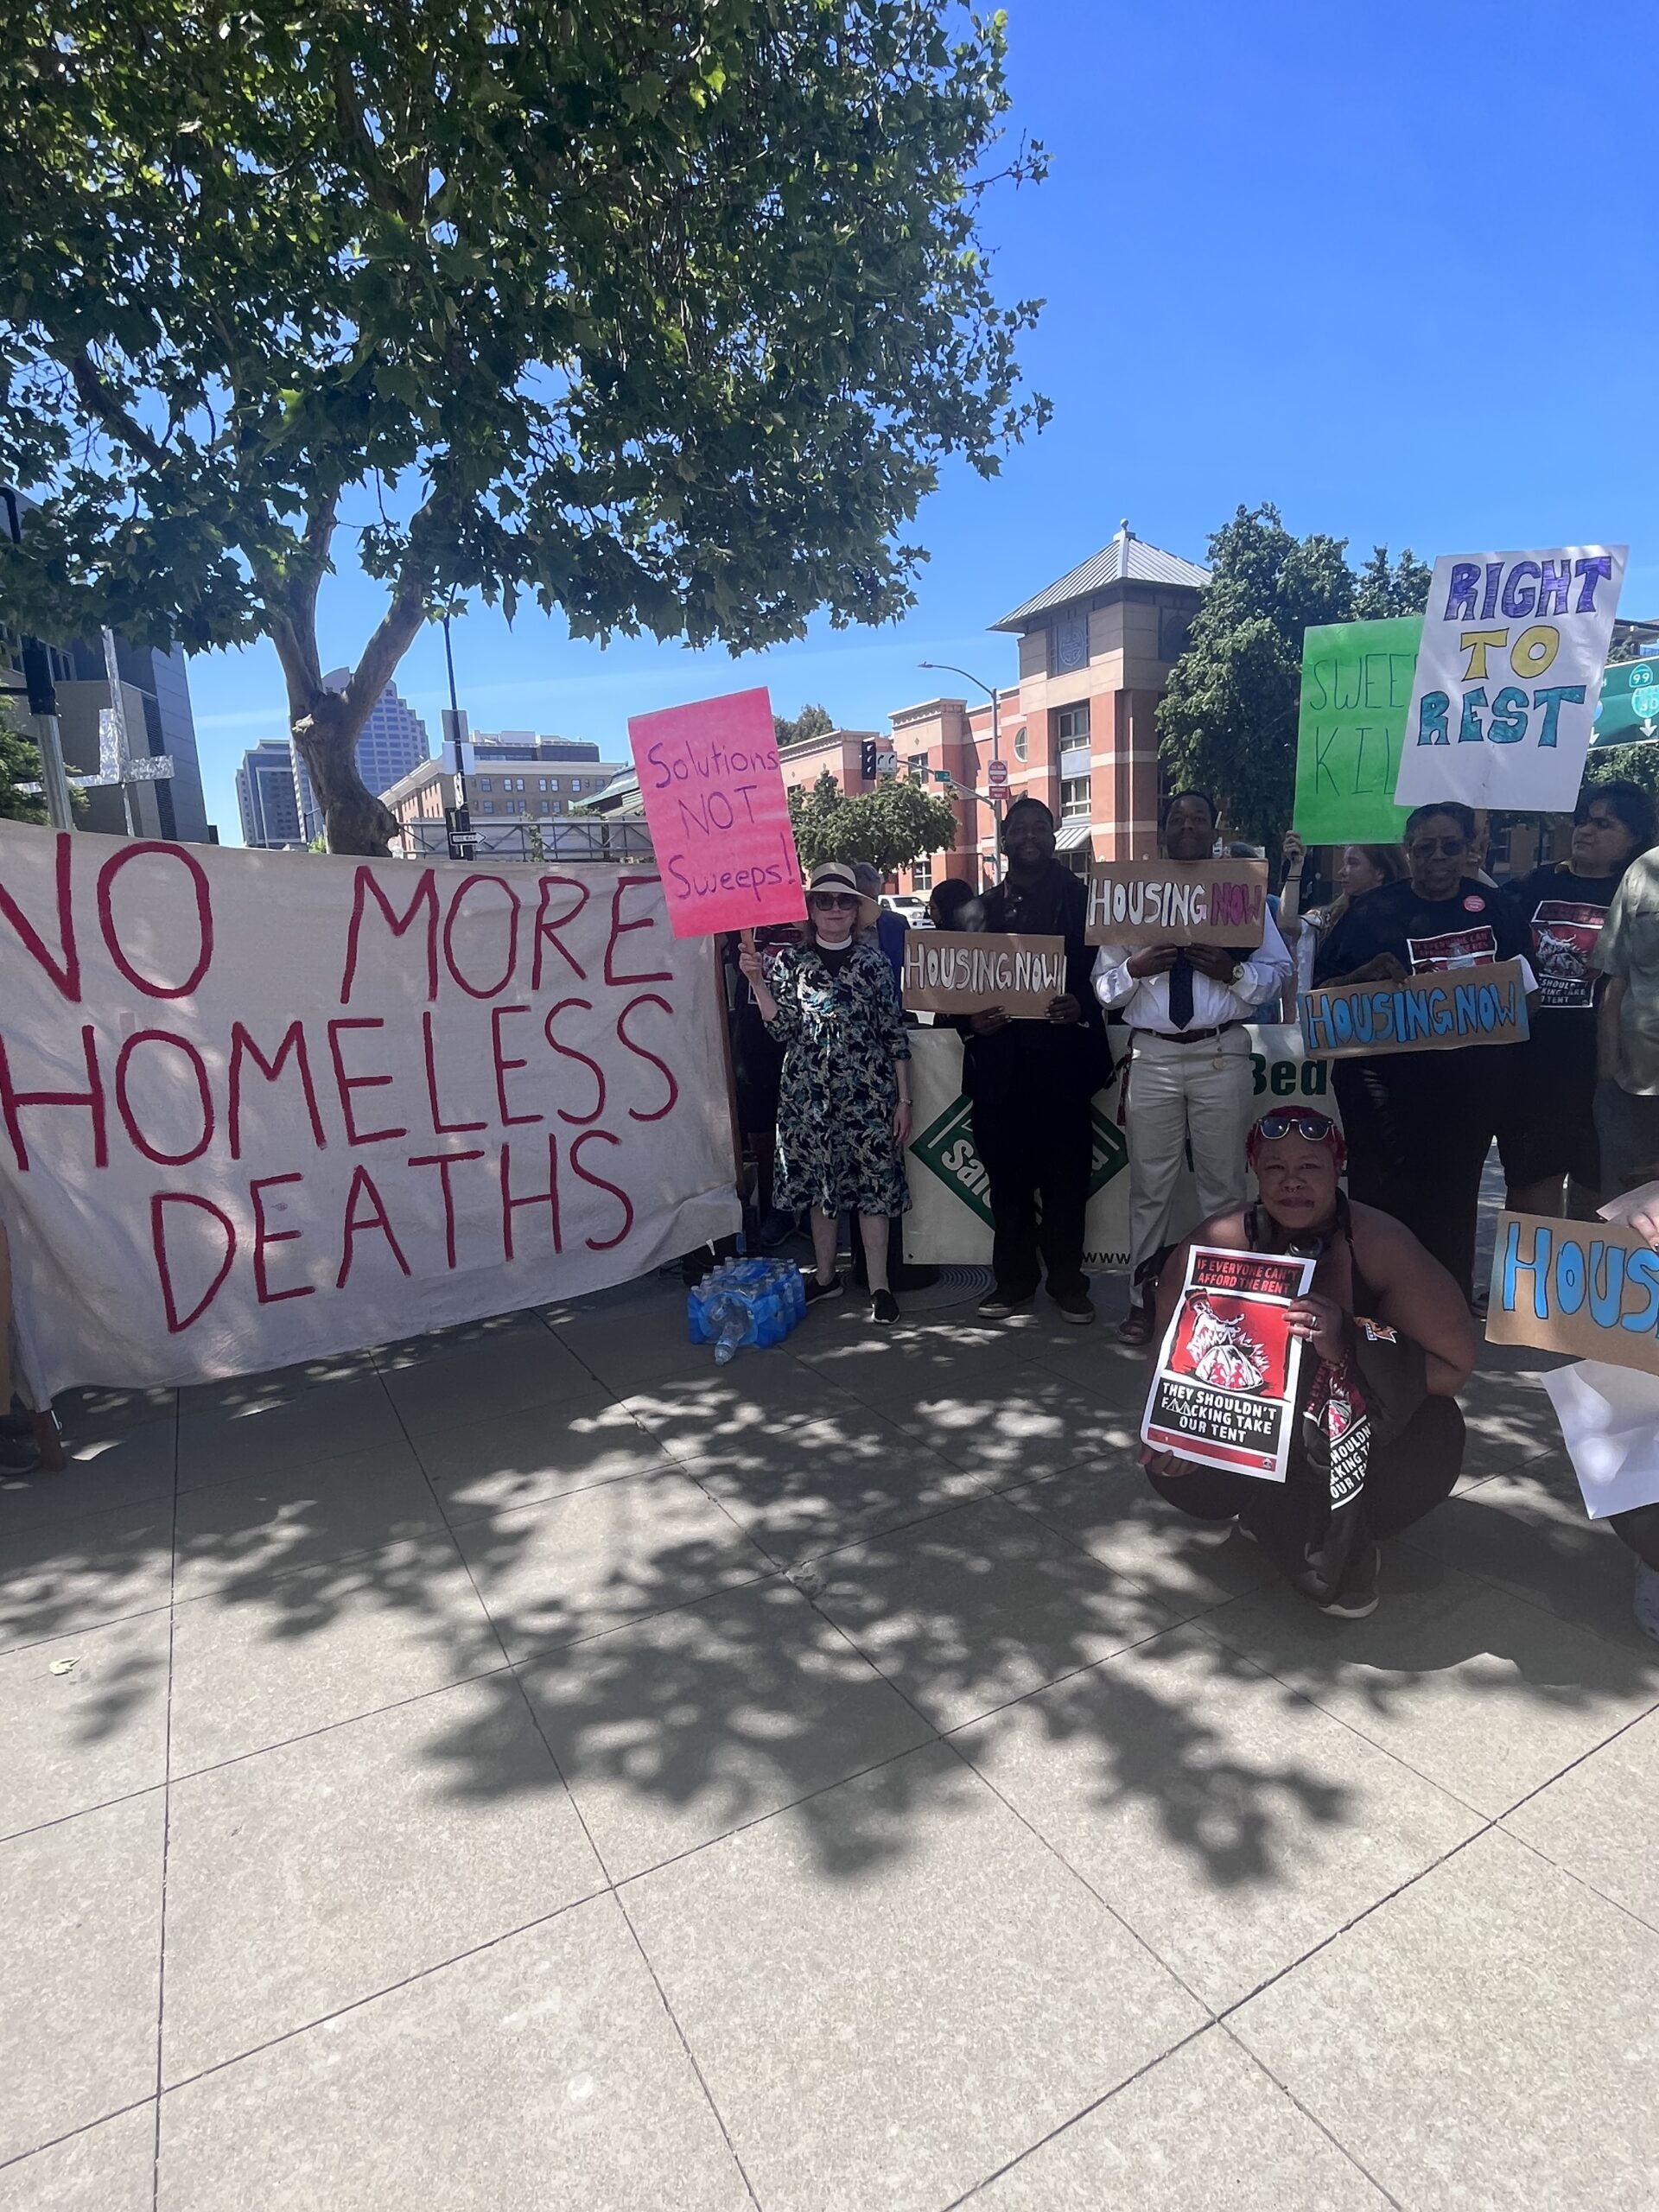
[880,893,931,926]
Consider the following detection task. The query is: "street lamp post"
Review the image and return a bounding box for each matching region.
[919,659,1003,881]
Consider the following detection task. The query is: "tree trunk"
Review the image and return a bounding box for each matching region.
[289,686,400,856]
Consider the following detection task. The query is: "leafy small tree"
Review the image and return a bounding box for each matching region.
[0,0,1046,852]
[774,702,836,749]
[0,694,48,824]
[1582,742,1659,808]
[1353,544,1432,619]
[788,768,959,874]
[1157,502,1354,844]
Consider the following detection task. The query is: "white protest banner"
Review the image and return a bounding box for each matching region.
[1141,1244,1316,1482]
[1084,858,1268,949]
[901,1025,1335,1272]
[1394,546,1626,812]
[627,687,805,937]
[0,826,740,1397]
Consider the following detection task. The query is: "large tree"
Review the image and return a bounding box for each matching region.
[0,2,1045,851]
[0,695,48,824]
[774,702,836,749]
[788,767,959,874]
[1157,509,1435,845]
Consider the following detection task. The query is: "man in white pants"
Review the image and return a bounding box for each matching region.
[1092,791,1292,1344]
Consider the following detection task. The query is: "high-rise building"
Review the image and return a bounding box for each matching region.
[291,670,431,838]
[236,738,306,848]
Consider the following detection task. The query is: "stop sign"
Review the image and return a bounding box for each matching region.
[987,758,1008,795]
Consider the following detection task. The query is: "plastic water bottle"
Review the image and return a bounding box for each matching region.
[712,1294,749,1365]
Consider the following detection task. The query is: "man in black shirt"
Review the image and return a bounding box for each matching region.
[960,798,1112,1324]
[1314,801,1535,1302]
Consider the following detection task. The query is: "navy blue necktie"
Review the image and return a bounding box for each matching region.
[1169,951,1195,1029]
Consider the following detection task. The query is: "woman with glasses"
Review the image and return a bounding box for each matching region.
[1142,1109,1474,1618]
[740,861,912,1324]
[1497,779,1656,1214]
[1313,801,1534,1302]
[1275,833,1407,1013]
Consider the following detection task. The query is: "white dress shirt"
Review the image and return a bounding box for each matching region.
[1092,906,1294,1033]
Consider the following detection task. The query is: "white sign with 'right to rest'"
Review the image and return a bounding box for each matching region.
[1393,546,1626,815]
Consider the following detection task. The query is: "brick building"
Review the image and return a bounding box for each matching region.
[886,524,1210,895]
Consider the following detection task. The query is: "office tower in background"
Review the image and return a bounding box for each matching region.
[236,738,306,848]
[291,669,431,840]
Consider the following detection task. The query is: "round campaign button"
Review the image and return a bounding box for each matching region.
[1464,895,1486,912]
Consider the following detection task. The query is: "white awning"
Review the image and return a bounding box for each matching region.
[1054,820,1095,851]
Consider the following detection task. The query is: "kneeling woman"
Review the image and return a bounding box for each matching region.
[741,862,912,1325]
[1141,1109,1475,1618]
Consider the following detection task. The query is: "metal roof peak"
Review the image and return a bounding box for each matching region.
[991,531,1210,631]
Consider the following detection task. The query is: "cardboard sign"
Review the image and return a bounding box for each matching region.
[1084,860,1268,949]
[901,931,1066,1018]
[1394,547,1626,813]
[1300,958,1530,1058]
[1141,1244,1316,1481]
[1485,1212,1659,1376]
[0,826,741,1397]
[627,687,805,938]
[1294,617,1421,844]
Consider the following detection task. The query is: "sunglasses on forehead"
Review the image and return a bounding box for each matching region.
[1255,1109,1338,1144]
[810,891,860,910]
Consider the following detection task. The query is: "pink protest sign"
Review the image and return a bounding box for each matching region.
[628,687,805,938]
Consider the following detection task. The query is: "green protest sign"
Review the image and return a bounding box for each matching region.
[1294,617,1422,844]
[1591,658,1659,747]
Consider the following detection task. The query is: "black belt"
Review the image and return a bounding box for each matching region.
[1130,1022,1242,1045]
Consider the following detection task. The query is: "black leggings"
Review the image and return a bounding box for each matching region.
[1332,1060,1493,1302]
[1147,1394,1465,1567]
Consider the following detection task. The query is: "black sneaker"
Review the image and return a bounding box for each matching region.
[802,1271,842,1306]
[977,1287,1034,1319]
[0,1429,42,1477]
[1319,1540,1380,1619]
[870,1288,899,1325]
[1052,1290,1096,1326]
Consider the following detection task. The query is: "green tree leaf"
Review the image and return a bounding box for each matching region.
[787,767,959,874]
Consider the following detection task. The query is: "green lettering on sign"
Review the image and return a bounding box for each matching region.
[1294,616,1422,844]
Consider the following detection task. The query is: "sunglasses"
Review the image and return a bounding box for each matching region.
[1408,836,1467,859]
[810,891,860,910]
[1255,1110,1338,1144]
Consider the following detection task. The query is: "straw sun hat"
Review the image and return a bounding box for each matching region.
[804,861,879,928]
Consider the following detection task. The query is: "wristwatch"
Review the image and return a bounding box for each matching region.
[1230,959,1247,987]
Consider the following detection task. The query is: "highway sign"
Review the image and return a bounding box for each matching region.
[1592,658,1659,747]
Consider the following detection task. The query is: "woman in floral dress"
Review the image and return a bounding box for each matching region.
[740,861,912,1324]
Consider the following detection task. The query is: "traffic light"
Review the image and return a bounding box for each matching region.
[860,740,877,779]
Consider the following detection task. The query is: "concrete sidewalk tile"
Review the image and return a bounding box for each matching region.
[969,2029,1389,2209]
[625,1740,1203,2212]
[0,1611,171,1837]
[887,1372,1141,1486]
[1002,1463,1275,1618]
[0,2103,156,2212]
[519,1575,932,1880]
[810,1497,1173,1730]
[1400,1471,1656,1654]
[167,1531,501,1774]
[177,1350,374,1414]
[1504,1706,1659,1929]
[1206,1552,1659,1815]
[171,1440,442,1602]
[955,1626,1480,2011]
[156,1896,751,2211]
[176,1372,402,1492]
[620,1364,862,1468]
[791,1325,1026,1408]
[1028,1336,1159,1407]
[378,1325,598,1433]
[451,1471,772,1663]
[162,1675,601,2081]
[1457,1366,1560,1478]
[682,1409,984,1566]
[1,1794,164,2164]
[55,1383,176,1436]
[0,1418,175,1536]
[1232,1829,1659,2211]
[416,1390,673,1524]
[0,1501,175,1654]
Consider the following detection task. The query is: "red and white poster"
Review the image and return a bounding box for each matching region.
[627,686,805,938]
[1526,898,1608,1008]
[0,826,741,1396]
[1141,1244,1317,1482]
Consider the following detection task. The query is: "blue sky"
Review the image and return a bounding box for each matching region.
[188,0,1659,839]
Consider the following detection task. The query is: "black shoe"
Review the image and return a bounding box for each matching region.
[977,1287,1034,1319]
[1319,1541,1381,1619]
[0,1429,42,1476]
[802,1271,842,1306]
[1117,1300,1155,1346]
[870,1288,899,1325]
[757,1208,797,1250]
[1051,1290,1096,1326]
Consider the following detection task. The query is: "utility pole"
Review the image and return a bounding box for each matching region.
[1,489,74,830]
[920,659,1005,881]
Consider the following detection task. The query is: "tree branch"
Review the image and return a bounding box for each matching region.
[69,353,170,472]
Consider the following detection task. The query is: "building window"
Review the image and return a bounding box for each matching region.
[537,778,547,792]
[548,779,560,792]
[481,799,495,814]
[570,779,582,793]
[477,777,493,792]
[1013,726,1027,761]
[911,857,932,892]
[1060,774,1091,821]
[1055,703,1090,745]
